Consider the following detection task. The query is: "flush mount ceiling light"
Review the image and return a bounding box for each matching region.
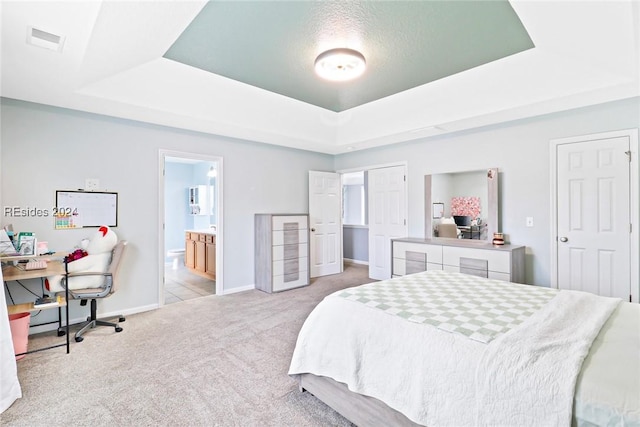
[314,48,366,82]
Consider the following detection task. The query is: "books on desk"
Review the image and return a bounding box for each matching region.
[17,232,36,256]
[34,296,63,309]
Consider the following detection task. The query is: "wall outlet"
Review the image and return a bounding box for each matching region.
[526,217,534,227]
[85,178,99,190]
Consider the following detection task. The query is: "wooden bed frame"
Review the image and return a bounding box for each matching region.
[298,373,422,427]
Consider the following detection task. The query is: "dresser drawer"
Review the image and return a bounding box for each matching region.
[272,271,309,292]
[393,241,442,264]
[444,264,511,282]
[272,243,307,261]
[272,228,308,246]
[272,257,308,276]
[256,213,310,293]
[442,246,511,273]
[488,271,512,282]
[272,215,308,231]
[393,258,442,276]
[443,264,488,278]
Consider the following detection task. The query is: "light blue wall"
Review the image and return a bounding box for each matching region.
[164,161,218,261]
[1,96,637,320]
[0,98,333,324]
[343,226,368,262]
[190,162,216,230]
[164,162,192,257]
[342,171,369,262]
[335,97,640,286]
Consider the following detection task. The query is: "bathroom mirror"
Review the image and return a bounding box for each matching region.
[425,168,498,242]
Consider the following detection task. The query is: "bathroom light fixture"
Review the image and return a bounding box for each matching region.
[207,166,217,178]
[314,48,366,82]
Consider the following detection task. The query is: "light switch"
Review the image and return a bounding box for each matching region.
[526,217,534,227]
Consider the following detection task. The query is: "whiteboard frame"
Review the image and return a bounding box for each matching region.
[55,190,118,228]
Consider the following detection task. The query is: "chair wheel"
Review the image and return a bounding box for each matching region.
[75,336,84,342]
[57,329,66,337]
[118,317,126,322]
[115,326,123,332]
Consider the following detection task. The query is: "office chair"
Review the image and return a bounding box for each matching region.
[60,240,128,342]
[438,223,459,238]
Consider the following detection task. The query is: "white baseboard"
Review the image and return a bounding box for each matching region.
[344,258,369,266]
[222,284,255,295]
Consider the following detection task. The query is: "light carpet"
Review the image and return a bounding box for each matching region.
[2,264,373,426]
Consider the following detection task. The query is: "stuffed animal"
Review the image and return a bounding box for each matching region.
[45,225,118,292]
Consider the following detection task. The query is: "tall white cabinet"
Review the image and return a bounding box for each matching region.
[392,238,526,283]
[255,214,309,293]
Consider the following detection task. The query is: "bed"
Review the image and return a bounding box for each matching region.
[288,270,640,426]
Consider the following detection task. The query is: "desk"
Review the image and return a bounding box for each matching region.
[2,260,70,355]
[2,262,65,281]
[0,251,66,263]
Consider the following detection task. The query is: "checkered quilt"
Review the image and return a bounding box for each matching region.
[337,270,556,343]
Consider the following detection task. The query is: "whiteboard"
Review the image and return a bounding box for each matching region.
[55,191,118,228]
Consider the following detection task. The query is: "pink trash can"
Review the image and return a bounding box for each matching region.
[9,312,31,360]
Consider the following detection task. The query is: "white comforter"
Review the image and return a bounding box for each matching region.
[289,272,621,426]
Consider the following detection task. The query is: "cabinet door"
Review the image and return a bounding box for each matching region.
[195,240,206,272]
[205,243,216,279]
[185,239,196,268]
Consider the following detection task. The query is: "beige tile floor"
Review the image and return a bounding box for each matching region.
[164,260,215,305]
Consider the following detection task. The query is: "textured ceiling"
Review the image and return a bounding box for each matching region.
[164,1,534,112]
[1,1,638,154]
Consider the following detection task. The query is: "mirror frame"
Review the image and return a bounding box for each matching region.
[425,168,498,242]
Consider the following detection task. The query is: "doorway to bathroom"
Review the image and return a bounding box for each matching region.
[159,150,223,305]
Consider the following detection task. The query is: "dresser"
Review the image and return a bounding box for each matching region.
[392,238,525,283]
[255,214,309,293]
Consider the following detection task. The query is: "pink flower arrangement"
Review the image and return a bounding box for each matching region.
[451,197,481,218]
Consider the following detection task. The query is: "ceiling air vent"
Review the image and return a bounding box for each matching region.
[27,26,65,52]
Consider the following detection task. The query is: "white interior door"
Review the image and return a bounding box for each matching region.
[368,165,407,280]
[556,136,631,300]
[308,171,342,278]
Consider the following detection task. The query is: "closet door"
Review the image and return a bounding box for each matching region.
[555,134,632,299]
[309,171,342,278]
[368,166,407,280]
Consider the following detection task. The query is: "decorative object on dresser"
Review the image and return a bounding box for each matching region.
[255,214,309,293]
[391,237,525,283]
[492,232,505,246]
[184,231,216,279]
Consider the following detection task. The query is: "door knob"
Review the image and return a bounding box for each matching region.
[559,237,568,242]
[311,228,316,232]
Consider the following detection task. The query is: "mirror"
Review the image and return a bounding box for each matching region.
[425,168,498,242]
